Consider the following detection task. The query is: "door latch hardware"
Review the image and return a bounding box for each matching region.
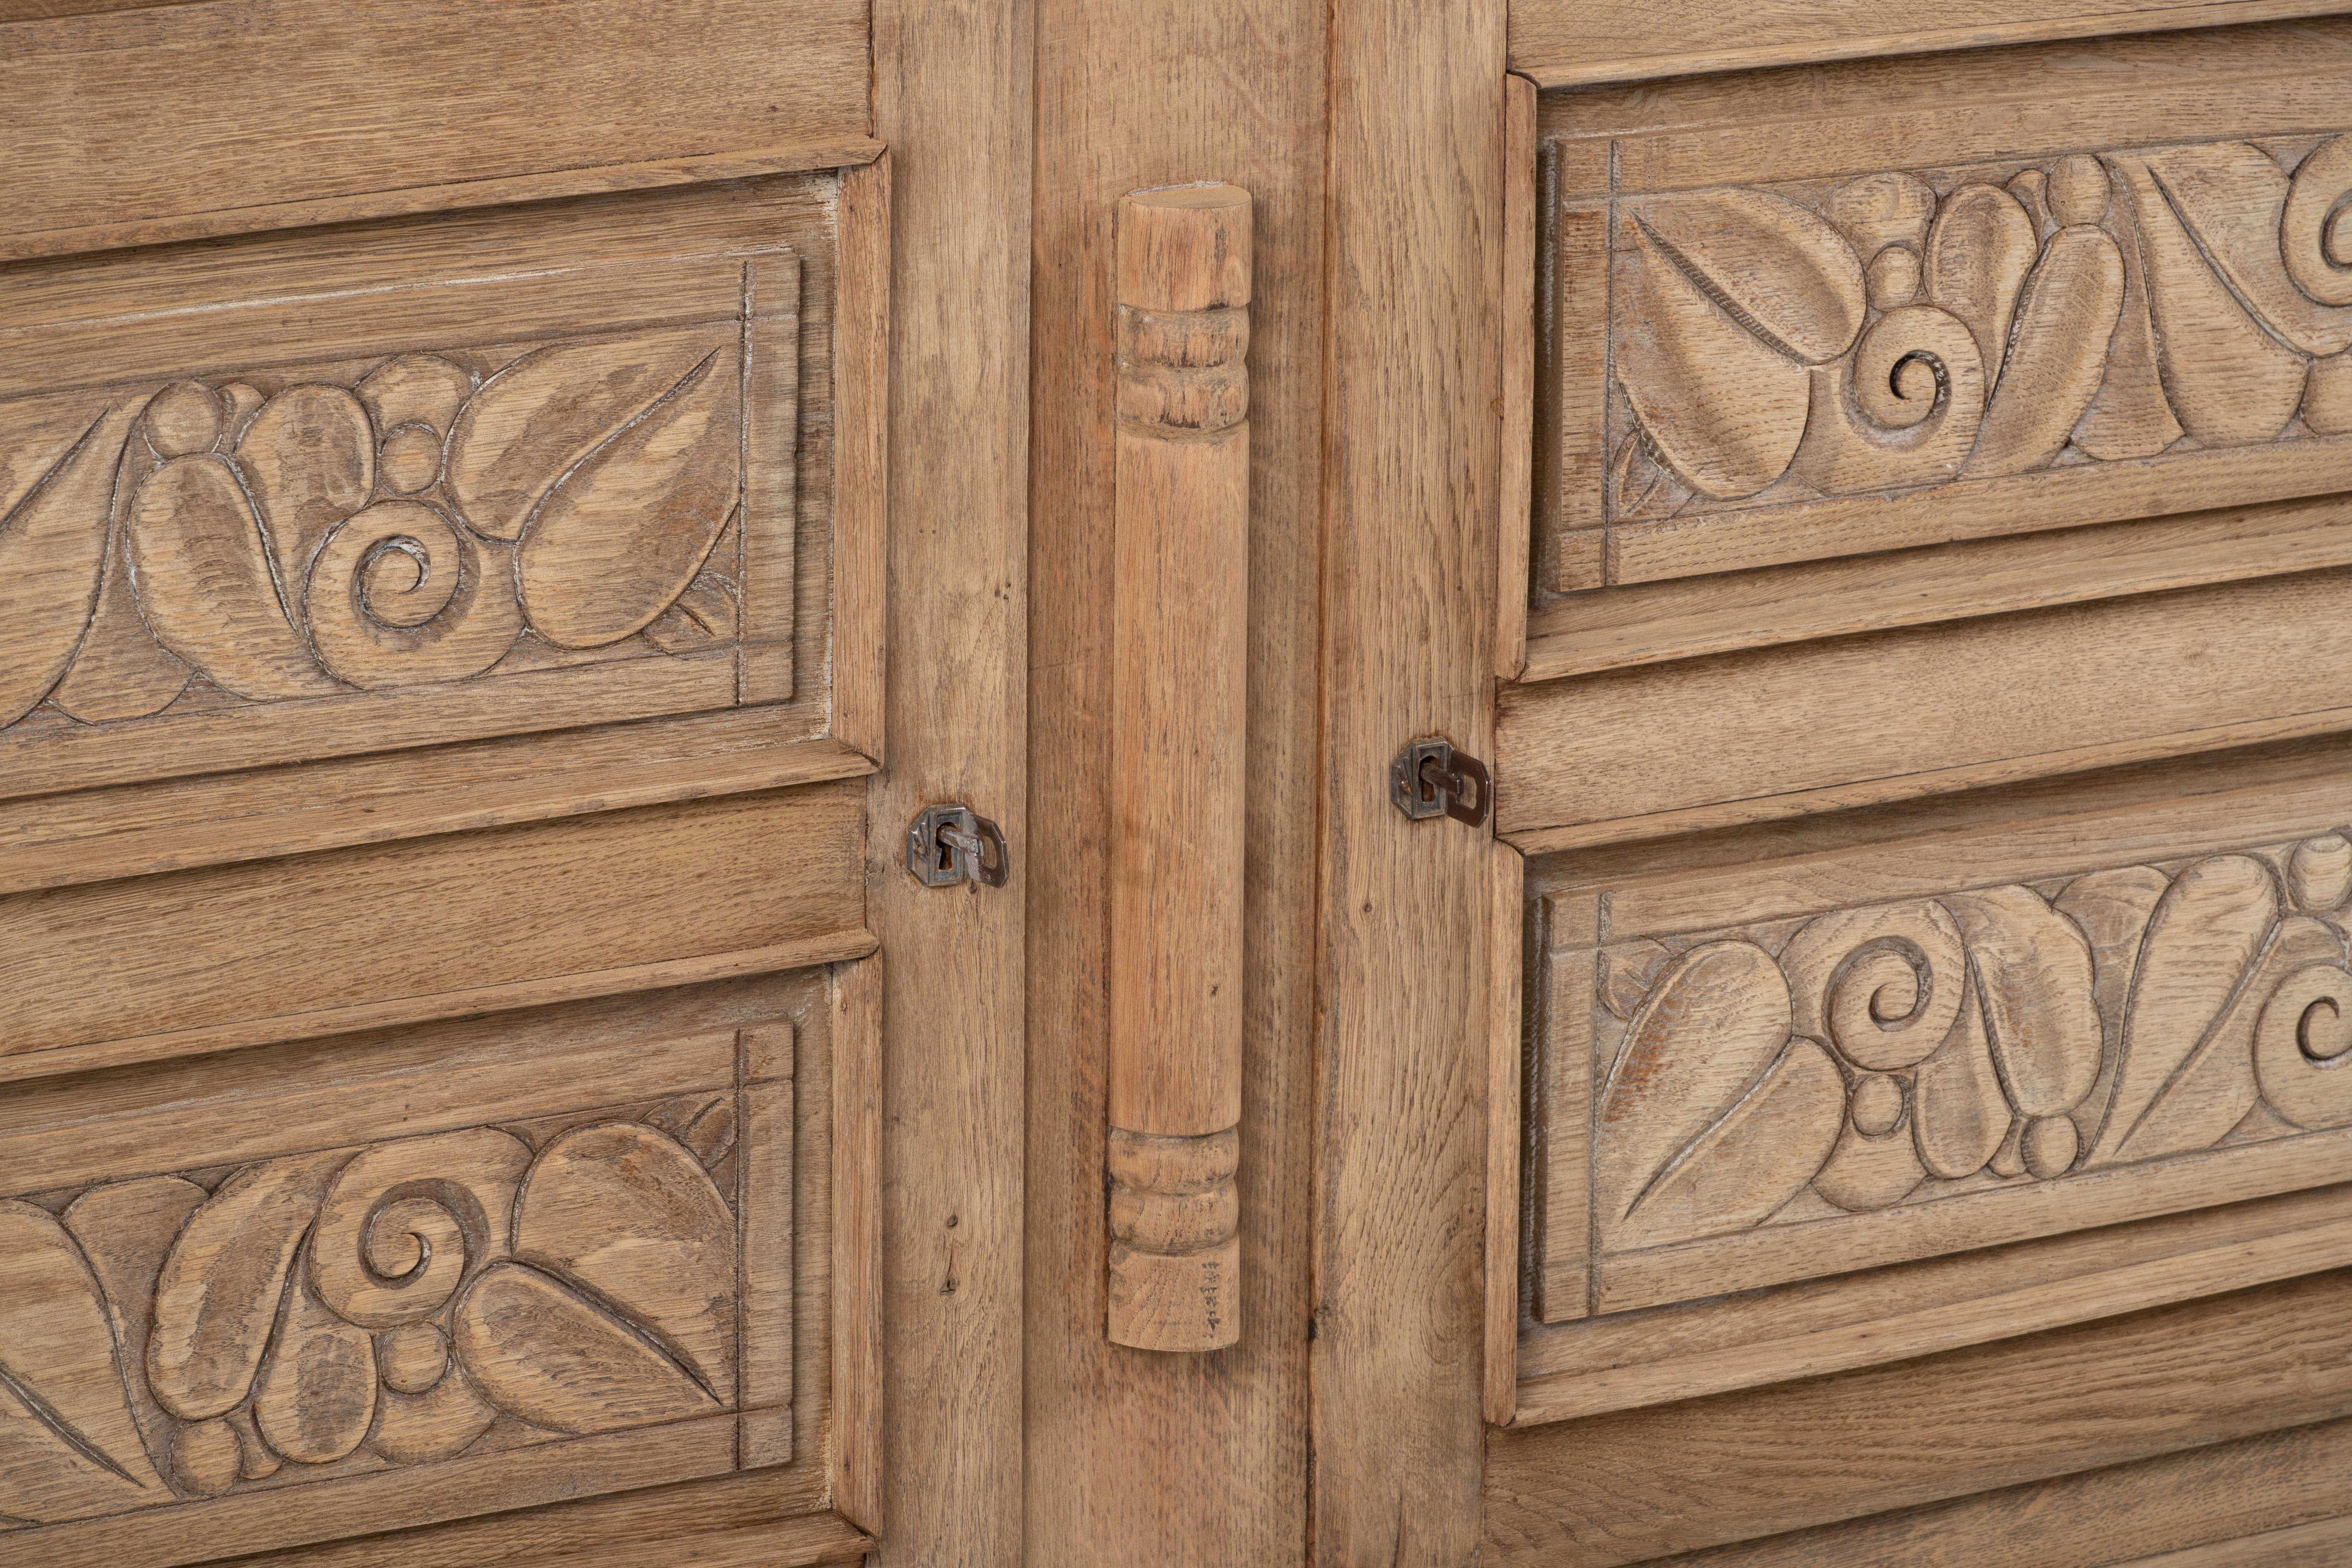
[906,804,1011,888]
[1390,738,1491,827]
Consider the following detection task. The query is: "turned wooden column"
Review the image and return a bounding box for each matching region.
[1106,183,1251,1351]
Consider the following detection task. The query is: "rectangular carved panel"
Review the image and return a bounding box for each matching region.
[0,183,846,802]
[0,972,834,1565]
[1536,22,2352,595]
[1531,762,2352,1322]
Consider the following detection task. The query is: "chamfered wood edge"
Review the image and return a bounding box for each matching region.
[833,155,893,766]
[828,954,883,1533]
[0,733,876,898]
[0,139,887,265]
[1498,74,1536,683]
[1508,1183,2352,1428]
[209,1502,874,1568]
[0,928,879,1087]
[1506,0,2350,87]
[1488,841,1527,1426]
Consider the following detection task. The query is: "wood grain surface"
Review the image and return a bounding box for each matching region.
[0,0,870,257]
[867,2,1032,1564]
[1314,1,1505,1560]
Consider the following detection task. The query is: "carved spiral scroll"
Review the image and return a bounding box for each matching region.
[2256,963,2352,1129]
[2285,133,2352,307]
[305,501,523,689]
[309,1130,530,1329]
[1791,305,1986,494]
[1783,901,1968,1072]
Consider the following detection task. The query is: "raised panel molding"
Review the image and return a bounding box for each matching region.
[1529,762,2352,1328]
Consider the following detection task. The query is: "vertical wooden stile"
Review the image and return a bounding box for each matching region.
[1106,184,1253,1352]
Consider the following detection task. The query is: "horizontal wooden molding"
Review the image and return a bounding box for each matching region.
[1508,0,2350,87]
[0,0,872,260]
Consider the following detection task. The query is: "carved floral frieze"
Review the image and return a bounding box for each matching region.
[0,328,752,733]
[1595,836,2352,1253]
[1607,132,2352,521]
[0,1098,744,1525]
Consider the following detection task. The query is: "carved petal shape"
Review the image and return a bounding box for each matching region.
[2089,855,2278,1167]
[2290,834,2352,913]
[514,1122,737,1401]
[1624,189,1867,364]
[305,502,522,688]
[2073,174,2186,462]
[516,349,740,648]
[1942,885,2102,1118]
[0,401,136,727]
[1617,1038,1847,1246]
[311,1127,533,1329]
[149,1152,347,1420]
[2114,154,2308,445]
[236,385,376,591]
[445,329,729,543]
[0,1201,170,1522]
[60,1177,210,1475]
[2256,962,2352,1129]
[356,354,473,441]
[2141,141,2352,356]
[1614,214,1813,500]
[370,1364,499,1464]
[453,1262,720,1434]
[1814,1104,1926,1211]
[1780,899,1967,1072]
[1926,184,2040,375]
[48,421,191,724]
[1913,974,2013,1179]
[127,455,343,700]
[2053,865,2171,1147]
[253,1274,376,1465]
[1967,226,2126,477]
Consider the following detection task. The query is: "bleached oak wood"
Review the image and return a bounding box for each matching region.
[827,957,882,1532]
[1487,842,1527,1426]
[1025,0,1321,1556]
[1484,1270,2352,1566]
[0,1,869,258]
[1498,75,1537,682]
[833,157,893,765]
[867,2,1031,1563]
[1314,0,1504,1558]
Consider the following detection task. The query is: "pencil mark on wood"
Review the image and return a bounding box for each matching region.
[1585,833,2352,1252]
[0,1098,761,1524]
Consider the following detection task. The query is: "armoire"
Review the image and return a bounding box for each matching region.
[7,1,2352,1564]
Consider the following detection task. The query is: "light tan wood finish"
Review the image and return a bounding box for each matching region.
[0,1,869,260]
[867,2,1031,1563]
[1626,1413,2352,1568]
[1510,0,2352,89]
[2113,1517,2352,1567]
[833,158,893,766]
[1484,1269,2352,1566]
[1105,183,1251,1354]
[1315,1,1504,1559]
[826,957,882,1531]
[1498,75,1537,683]
[1487,843,1527,1426]
[1026,0,1321,1558]
[223,1496,872,1568]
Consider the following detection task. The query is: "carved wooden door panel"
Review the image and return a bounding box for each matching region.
[1472,8,2352,1565]
[0,5,1031,1566]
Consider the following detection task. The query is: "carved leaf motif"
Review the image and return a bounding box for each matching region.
[1789,306,1986,495]
[234,385,375,591]
[2138,141,2352,356]
[309,1127,533,1329]
[2053,865,2172,1148]
[444,329,731,544]
[49,417,191,724]
[641,569,741,656]
[512,1122,738,1401]
[127,455,345,701]
[1966,226,2127,478]
[0,1201,171,1523]
[252,1269,376,1465]
[1913,972,2013,1179]
[1613,214,1815,501]
[516,349,741,649]
[0,400,137,727]
[1940,885,2102,1118]
[2073,164,2186,462]
[1626,189,1868,364]
[1779,899,1967,1072]
[1597,942,1843,1250]
[452,1262,721,1434]
[2087,855,2278,1167]
[2113,154,2308,445]
[147,1152,348,1421]
[304,501,522,688]
[1926,184,2040,376]
[2256,961,2352,1129]
[59,1177,210,1478]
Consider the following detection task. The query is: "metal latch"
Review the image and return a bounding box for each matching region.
[906,804,1011,888]
[1390,738,1491,827]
